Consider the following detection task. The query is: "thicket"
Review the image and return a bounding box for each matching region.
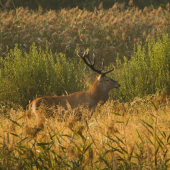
[112,33,170,102]
[0,44,86,108]
[0,0,169,11]
[0,33,170,108]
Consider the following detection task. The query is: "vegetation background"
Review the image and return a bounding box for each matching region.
[0,0,170,169]
[0,0,170,11]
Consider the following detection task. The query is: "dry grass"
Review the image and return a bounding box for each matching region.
[0,92,170,169]
[0,3,170,65]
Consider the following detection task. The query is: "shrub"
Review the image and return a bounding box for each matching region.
[111,33,170,102]
[1,33,170,108]
[0,43,86,108]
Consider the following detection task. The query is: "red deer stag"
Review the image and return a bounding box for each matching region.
[29,50,120,118]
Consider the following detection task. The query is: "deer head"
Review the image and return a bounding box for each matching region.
[77,49,120,103]
[77,49,120,87]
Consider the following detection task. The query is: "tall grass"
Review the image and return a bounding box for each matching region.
[0,95,170,169]
[0,3,169,65]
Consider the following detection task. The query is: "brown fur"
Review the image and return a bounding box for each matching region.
[29,74,120,117]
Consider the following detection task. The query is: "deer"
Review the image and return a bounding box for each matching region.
[29,49,120,119]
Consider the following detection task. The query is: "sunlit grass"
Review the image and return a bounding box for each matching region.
[0,93,170,169]
[0,3,169,65]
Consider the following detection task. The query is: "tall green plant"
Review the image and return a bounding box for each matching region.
[111,33,170,102]
[0,44,86,108]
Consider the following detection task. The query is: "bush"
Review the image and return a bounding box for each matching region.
[0,44,86,108]
[111,33,170,102]
[1,33,170,108]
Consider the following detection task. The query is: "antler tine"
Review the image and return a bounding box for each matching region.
[99,58,104,71]
[83,49,93,65]
[102,65,114,75]
[77,49,92,66]
[77,49,102,74]
[77,49,114,75]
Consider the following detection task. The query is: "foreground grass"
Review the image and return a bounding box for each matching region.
[0,93,170,169]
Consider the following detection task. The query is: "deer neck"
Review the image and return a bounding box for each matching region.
[87,79,109,103]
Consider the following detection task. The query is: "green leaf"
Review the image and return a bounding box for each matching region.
[141,119,154,130]
[83,142,93,154]
[148,97,158,111]
[7,117,21,127]
[115,135,125,145]
[8,132,20,138]
[136,129,145,144]
[111,112,121,116]
[36,142,50,146]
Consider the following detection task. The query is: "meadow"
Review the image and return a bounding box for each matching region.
[1,96,170,169]
[0,2,170,169]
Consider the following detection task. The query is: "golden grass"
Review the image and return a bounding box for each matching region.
[0,3,170,65]
[0,92,170,168]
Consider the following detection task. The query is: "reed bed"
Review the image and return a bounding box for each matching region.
[0,3,169,65]
[0,93,170,169]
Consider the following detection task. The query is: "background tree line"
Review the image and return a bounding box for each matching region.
[0,0,169,11]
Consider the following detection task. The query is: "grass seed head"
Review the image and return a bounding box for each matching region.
[107,120,119,135]
[9,10,15,16]
[112,3,118,11]
[25,125,42,138]
[106,35,111,41]
[66,118,77,129]
[22,34,31,42]
[52,32,57,38]
[98,2,103,10]
[1,11,8,19]
[74,125,85,136]
[122,32,126,41]
[166,3,170,10]
[156,6,163,16]
[128,0,133,6]
[113,30,118,37]
[143,31,147,38]
[143,7,149,14]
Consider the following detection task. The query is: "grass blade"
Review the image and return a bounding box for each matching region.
[7,117,21,127]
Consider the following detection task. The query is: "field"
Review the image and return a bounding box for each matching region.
[0,2,170,169]
[0,3,170,64]
[1,95,170,169]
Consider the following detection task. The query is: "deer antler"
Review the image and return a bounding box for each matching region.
[77,49,114,75]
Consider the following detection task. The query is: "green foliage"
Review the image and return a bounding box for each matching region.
[0,33,170,108]
[112,33,170,102]
[0,43,86,108]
